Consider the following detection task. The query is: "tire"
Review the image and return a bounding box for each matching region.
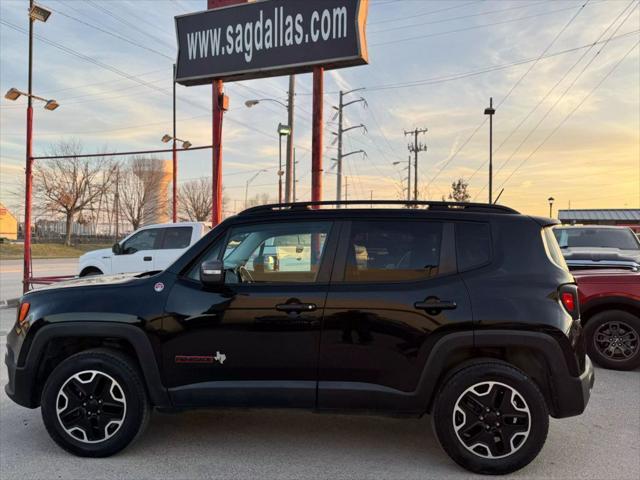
[80,267,103,277]
[432,361,549,475]
[41,349,150,457]
[584,310,640,371]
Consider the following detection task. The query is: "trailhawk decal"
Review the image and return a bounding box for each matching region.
[175,351,227,365]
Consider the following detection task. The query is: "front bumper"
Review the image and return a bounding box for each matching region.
[4,343,38,408]
[552,354,594,418]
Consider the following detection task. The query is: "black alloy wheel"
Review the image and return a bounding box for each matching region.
[585,310,640,370]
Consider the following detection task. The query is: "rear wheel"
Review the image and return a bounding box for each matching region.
[41,349,150,457]
[432,362,548,475]
[584,310,640,370]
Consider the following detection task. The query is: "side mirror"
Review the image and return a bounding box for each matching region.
[112,243,122,255]
[200,260,224,286]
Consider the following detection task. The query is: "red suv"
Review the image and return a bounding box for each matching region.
[574,269,640,370]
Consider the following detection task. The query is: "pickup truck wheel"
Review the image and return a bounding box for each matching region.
[584,310,640,370]
[41,349,150,457]
[432,362,548,475]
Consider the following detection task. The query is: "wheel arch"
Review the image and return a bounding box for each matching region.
[20,322,170,408]
[79,266,103,277]
[418,329,584,419]
[581,297,640,324]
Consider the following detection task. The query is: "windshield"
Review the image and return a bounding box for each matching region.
[554,227,640,250]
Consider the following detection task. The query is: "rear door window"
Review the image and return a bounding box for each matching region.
[161,226,193,249]
[456,222,491,271]
[344,220,442,282]
[543,227,569,270]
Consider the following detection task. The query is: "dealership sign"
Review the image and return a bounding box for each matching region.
[175,0,369,85]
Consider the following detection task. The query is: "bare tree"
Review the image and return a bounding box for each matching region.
[35,139,115,245]
[446,178,471,202]
[178,178,212,221]
[246,192,272,207]
[118,156,167,230]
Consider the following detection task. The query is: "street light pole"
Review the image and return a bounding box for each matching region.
[548,197,555,217]
[484,97,496,204]
[172,63,177,223]
[23,0,35,294]
[293,147,297,202]
[245,170,266,209]
[278,131,283,204]
[277,123,291,204]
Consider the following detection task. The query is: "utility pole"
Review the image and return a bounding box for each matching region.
[484,97,496,204]
[407,154,411,202]
[285,75,295,203]
[332,88,367,207]
[404,128,428,201]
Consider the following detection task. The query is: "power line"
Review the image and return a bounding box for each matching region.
[294,29,637,96]
[370,0,548,34]
[425,0,593,189]
[368,0,479,25]
[474,0,639,199]
[497,39,640,195]
[0,19,306,148]
[47,5,173,60]
[85,0,175,51]
[470,0,637,189]
[371,2,586,47]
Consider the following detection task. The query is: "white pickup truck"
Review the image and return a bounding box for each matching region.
[78,222,209,276]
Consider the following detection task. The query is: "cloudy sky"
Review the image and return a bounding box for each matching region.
[1,0,639,218]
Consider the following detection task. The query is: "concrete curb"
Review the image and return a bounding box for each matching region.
[0,298,19,309]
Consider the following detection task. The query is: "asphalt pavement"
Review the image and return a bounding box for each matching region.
[0,307,638,480]
[0,258,78,303]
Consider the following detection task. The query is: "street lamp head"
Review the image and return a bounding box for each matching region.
[277,123,291,136]
[161,134,172,143]
[29,4,52,22]
[44,99,59,111]
[548,197,555,203]
[182,141,192,149]
[245,100,259,108]
[4,88,22,101]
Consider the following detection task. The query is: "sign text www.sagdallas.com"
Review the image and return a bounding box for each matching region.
[175,0,368,85]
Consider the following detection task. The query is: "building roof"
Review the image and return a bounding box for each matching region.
[558,209,640,222]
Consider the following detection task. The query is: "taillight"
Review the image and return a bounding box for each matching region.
[561,292,575,312]
[17,302,30,325]
[558,285,579,320]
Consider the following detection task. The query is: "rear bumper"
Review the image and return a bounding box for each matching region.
[552,354,594,418]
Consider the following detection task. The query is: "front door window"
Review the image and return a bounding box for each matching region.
[222,222,331,284]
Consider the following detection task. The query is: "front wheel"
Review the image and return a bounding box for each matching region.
[432,362,549,475]
[41,349,150,457]
[584,310,640,370]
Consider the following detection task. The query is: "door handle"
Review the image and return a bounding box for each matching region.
[143,256,152,261]
[414,298,457,313]
[275,303,317,313]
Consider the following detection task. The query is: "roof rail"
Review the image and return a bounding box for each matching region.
[240,200,519,215]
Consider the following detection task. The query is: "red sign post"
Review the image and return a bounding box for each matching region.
[207,0,250,226]
[311,67,323,204]
[188,0,368,222]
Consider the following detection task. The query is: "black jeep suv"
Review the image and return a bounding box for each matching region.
[5,201,594,475]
